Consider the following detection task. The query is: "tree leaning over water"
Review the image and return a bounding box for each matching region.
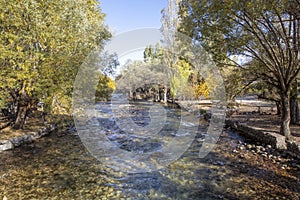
[179,0,300,138]
[0,0,111,129]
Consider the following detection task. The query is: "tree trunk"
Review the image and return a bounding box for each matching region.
[12,92,30,129]
[290,80,299,125]
[276,101,282,115]
[163,86,167,103]
[157,89,161,102]
[133,91,137,101]
[13,105,29,129]
[280,94,291,139]
[290,96,299,124]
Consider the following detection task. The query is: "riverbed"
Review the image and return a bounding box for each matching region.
[0,102,299,199]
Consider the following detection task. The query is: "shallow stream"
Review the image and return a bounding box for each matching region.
[0,102,299,199]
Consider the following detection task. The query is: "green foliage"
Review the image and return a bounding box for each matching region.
[143,43,215,100]
[95,74,115,102]
[0,0,111,114]
[179,0,300,136]
[179,0,300,94]
[170,59,192,99]
[144,44,165,64]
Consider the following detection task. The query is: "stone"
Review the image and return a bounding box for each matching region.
[286,140,300,159]
[226,121,287,151]
[0,124,56,152]
[256,146,262,150]
[0,140,14,151]
[262,154,268,158]
[213,161,225,166]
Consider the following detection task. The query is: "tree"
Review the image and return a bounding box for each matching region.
[179,0,300,138]
[143,45,170,102]
[95,74,115,102]
[0,0,110,128]
[117,60,170,101]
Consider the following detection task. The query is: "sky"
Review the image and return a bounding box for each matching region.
[100,0,169,71]
[100,0,168,34]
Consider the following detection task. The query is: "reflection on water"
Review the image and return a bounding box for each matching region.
[0,102,299,199]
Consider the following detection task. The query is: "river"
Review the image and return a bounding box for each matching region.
[0,102,299,199]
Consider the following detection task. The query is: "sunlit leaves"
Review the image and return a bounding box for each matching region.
[179,0,300,136]
[0,0,110,113]
[95,74,116,102]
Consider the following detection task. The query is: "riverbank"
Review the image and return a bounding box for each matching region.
[0,102,299,199]
[226,103,300,160]
[1,100,299,158]
[176,99,300,159]
[0,115,74,152]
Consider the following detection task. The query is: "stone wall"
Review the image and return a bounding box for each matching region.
[286,140,300,159]
[226,120,300,159]
[0,124,56,152]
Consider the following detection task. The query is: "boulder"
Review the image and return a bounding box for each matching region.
[0,140,14,151]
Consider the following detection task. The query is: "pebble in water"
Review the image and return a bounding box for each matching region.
[0,102,299,199]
